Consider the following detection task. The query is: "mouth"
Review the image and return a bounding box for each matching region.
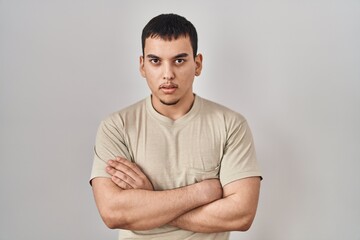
[159,83,178,94]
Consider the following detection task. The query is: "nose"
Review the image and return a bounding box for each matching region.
[162,62,175,80]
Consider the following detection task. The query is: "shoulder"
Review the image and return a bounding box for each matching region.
[101,98,147,129]
[198,96,247,124]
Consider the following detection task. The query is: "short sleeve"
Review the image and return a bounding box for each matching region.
[90,116,132,184]
[219,119,262,187]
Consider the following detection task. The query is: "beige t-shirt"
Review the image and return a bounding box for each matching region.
[90,95,262,239]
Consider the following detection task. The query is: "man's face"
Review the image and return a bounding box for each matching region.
[140,36,202,111]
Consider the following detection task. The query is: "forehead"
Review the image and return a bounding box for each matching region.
[144,36,193,57]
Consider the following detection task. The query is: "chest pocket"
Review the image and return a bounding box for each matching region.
[178,131,223,183]
[187,164,220,182]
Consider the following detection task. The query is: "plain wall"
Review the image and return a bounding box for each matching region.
[1,0,359,239]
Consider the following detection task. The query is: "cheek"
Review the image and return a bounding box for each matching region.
[177,66,196,80]
[144,71,160,89]
[145,79,158,93]
[143,64,161,77]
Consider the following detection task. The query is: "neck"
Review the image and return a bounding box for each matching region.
[151,94,195,121]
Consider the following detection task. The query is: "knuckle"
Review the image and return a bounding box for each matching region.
[121,173,128,181]
[122,165,130,172]
[112,176,127,189]
[112,176,120,184]
[139,179,146,185]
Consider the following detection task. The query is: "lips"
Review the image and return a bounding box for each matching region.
[159,83,178,94]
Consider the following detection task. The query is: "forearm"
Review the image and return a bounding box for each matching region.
[170,177,261,233]
[170,196,247,232]
[107,187,205,230]
[92,178,221,230]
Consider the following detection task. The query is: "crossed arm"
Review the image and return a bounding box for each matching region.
[91,157,261,233]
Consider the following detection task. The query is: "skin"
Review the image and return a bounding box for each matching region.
[92,36,261,232]
[92,172,222,230]
[105,157,260,232]
[139,35,203,120]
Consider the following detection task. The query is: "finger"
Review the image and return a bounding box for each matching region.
[113,169,136,186]
[114,157,154,191]
[111,175,132,190]
[105,165,118,176]
[106,166,136,188]
[108,158,154,190]
[108,159,140,181]
[114,157,147,177]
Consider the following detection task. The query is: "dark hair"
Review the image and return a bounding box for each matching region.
[141,13,198,58]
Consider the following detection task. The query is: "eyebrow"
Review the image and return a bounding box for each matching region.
[146,54,160,59]
[173,53,189,59]
[146,53,189,59]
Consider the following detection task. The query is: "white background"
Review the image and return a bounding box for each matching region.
[1,0,359,239]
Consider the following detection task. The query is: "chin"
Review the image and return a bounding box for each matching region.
[160,99,180,106]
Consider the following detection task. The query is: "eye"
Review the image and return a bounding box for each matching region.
[149,58,160,65]
[175,59,185,65]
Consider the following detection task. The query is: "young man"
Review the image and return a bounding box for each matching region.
[90,13,262,240]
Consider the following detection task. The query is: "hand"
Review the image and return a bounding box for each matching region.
[106,157,154,191]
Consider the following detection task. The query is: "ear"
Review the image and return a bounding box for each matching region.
[139,55,146,78]
[194,53,203,76]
